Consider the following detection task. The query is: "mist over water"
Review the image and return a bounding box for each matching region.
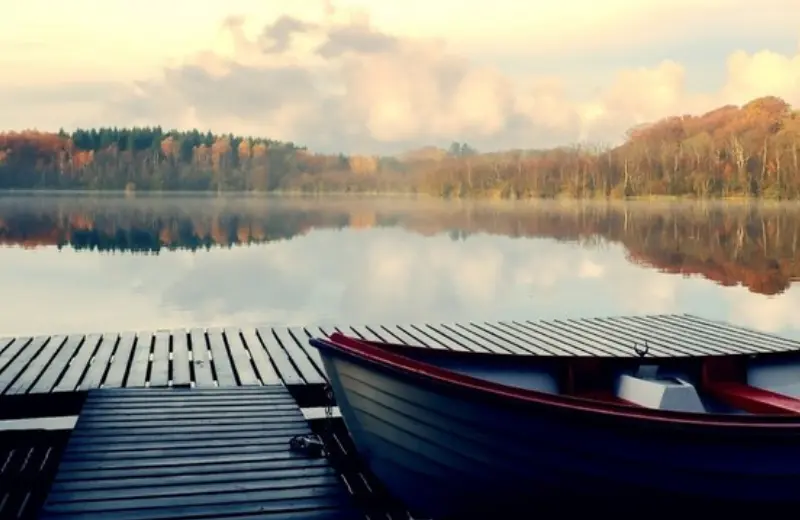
[0,193,798,341]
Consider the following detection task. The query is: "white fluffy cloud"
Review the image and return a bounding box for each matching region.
[2,1,799,154]
[102,4,800,154]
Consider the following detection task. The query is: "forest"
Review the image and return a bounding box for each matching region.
[0,197,798,296]
[1,96,799,199]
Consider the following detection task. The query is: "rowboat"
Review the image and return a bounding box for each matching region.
[309,332,800,517]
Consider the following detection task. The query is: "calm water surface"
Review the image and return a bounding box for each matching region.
[1,193,798,340]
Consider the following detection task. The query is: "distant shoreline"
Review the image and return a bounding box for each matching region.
[1,189,798,206]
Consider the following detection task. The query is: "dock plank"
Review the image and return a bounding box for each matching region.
[404,324,463,350]
[27,335,84,393]
[222,328,260,386]
[207,328,237,387]
[54,334,102,392]
[103,332,136,388]
[189,329,215,388]
[256,328,304,385]
[78,333,120,391]
[4,314,800,395]
[287,326,326,377]
[378,325,427,345]
[149,332,170,387]
[272,327,325,385]
[170,330,190,387]
[2,335,64,394]
[0,337,32,376]
[124,333,152,388]
[240,329,281,385]
[40,386,361,520]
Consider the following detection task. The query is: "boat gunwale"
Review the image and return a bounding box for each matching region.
[312,333,800,431]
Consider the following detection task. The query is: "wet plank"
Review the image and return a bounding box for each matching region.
[40,386,360,520]
[189,329,215,388]
[54,334,103,392]
[149,332,170,388]
[170,330,190,388]
[256,328,303,385]
[222,328,260,386]
[207,328,237,387]
[2,335,64,394]
[103,332,136,388]
[78,333,120,391]
[240,329,281,385]
[272,327,324,385]
[124,334,152,388]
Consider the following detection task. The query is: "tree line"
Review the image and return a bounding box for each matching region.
[1,197,797,295]
[0,96,799,199]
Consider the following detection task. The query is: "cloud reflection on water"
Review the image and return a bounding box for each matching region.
[1,219,798,341]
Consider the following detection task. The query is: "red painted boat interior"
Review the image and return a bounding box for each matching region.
[702,357,800,415]
[323,332,800,426]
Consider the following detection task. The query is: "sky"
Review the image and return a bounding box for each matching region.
[1,0,799,153]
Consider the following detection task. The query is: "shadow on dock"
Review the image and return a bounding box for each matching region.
[0,429,70,520]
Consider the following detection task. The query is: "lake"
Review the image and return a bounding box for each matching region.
[0,193,798,341]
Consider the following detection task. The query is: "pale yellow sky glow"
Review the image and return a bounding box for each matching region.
[0,0,798,153]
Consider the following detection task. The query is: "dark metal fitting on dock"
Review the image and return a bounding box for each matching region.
[288,434,327,458]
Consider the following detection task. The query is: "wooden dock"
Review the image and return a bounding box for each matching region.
[38,386,408,520]
[2,314,800,399]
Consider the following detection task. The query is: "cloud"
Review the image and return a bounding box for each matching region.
[4,1,800,153]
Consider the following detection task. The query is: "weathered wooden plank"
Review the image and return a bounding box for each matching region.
[589,317,704,356]
[78,406,300,421]
[604,316,725,356]
[124,333,152,388]
[431,323,496,353]
[27,335,83,393]
[256,328,303,385]
[2,335,64,394]
[48,466,334,493]
[621,315,748,355]
[47,472,340,499]
[207,328,237,387]
[0,336,32,374]
[42,491,347,519]
[78,333,120,391]
[519,320,627,356]
[103,332,136,388]
[54,334,103,392]
[659,315,787,353]
[239,329,281,385]
[189,328,215,387]
[560,318,678,357]
[287,326,326,377]
[148,332,170,387]
[272,327,324,385]
[347,325,381,342]
[680,314,800,351]
[170,329,190,387]
[461,323,538,355]
[404,324,461,350]
[41,385,359,520]
[63,435,311,454]
[222,328,260,386]
[498,321,602,356]
[378,325,426,345]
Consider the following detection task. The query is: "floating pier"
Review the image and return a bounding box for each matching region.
[2,313,800,519]
[38,386,390,520]
[3,314,800,406]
